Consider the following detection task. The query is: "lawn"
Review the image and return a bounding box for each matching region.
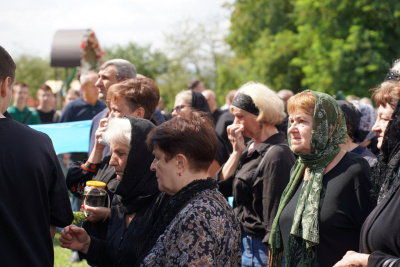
[54,232,89,267]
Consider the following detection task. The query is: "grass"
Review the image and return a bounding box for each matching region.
[54,233,89,267]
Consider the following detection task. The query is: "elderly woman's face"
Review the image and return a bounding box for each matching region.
[288,112,313,154]
[150,147,178,195]
[172,97,190,117]
[231,106,259,138]
[372,104,394,149]
[109,141,130,181]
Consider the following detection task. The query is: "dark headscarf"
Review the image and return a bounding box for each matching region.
[114,116,159,214]
[191,90,211,113]
[372,98,400,202]
[337,100,361,140]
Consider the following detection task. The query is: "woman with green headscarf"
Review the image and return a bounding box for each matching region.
[269,90,375,267]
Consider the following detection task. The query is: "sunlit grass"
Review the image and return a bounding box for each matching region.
[54,233,89,267]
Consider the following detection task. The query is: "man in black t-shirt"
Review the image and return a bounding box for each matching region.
[36,84,57,123]
[0,46,73,266]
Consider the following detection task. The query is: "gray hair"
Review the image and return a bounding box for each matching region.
[100,59,137,81]
[80,71,98,85]
[102,117,132,147]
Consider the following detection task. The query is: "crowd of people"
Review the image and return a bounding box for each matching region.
[2,41,400,267]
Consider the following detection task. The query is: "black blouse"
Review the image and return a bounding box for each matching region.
[218,132,296,243]
[279,153,375,267]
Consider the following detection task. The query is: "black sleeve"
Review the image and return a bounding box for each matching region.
[81,236,112,267]
[215,134,230,166]
[47,138,74,227]
[368,251,400,267]
[262,146,295,244]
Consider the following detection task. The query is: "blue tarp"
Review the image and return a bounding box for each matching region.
[29,120,92,154]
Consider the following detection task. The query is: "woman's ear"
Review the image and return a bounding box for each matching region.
[175,154,188,172]
[133,107,145,119]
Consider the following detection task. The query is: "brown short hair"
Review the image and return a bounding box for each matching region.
[146,109,218,172]
[372,81,400,109]
[38,84,52,93]
[0,46,16,83]
[287,91,315,116]
[107,78,160,120]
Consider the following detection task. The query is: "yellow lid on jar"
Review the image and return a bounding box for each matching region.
[86,181,106,188]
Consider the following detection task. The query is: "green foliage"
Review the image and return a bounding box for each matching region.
[14,55,67,97]
[103,43,169,80]
[225,0,400,97]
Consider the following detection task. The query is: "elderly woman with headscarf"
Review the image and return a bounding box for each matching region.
[338,100,377,168]
[269,90,375,267]
[171,89,230,178]
[334,77,400,267]
[59,117,166,266]
[217,82,296,266]
[135,110,241,266]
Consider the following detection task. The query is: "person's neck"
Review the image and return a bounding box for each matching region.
[177,171,208,193]
[82,94,97,107]
[37,104,53,113]
[14,102,26,112]
[339,136,358,152]
[252,124,278,147]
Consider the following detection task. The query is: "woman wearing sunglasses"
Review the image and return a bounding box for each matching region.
[171,89,230,178]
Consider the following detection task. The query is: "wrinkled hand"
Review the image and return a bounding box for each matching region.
[227,124,245,153]
[94,118,108,151]
[333,251,369,267]
[59,225,91,254]
[82,205,110,223]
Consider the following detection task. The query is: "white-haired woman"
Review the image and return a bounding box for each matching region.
[217,82,296,266]
[60,117,165,266]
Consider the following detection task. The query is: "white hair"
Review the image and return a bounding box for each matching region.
[102,117,132,147]
[234,82,286,125]
[80,71,98,85]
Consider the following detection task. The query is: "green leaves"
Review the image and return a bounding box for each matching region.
[223,0,400,97]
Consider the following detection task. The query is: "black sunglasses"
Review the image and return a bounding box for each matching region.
[172,105,189,114]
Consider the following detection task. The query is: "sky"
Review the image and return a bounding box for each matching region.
[2,0,234,59]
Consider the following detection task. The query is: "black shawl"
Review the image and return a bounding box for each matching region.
[372,99,400,202]
[114,116,159,214]
[191,90,211,113]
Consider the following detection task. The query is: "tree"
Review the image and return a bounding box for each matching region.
[224,0,400,97]
[162,20,233,106]
[103,42,169,80]
[14,55,52,97]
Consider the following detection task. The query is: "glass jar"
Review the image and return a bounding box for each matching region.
[83,181,108,217]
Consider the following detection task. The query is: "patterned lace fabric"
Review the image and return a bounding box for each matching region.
[140,188,241,266]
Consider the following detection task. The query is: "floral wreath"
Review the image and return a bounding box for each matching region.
[79,29,105,73]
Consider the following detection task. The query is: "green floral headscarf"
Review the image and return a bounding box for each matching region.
[269,90,347,267]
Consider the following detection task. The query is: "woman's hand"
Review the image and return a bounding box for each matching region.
[82,205,110,223]
[59,225,91,254]
[227,124,245,153]
[333,251,369,267]
[93,118,109,152]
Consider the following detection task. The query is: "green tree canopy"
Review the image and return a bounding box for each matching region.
[223,0,400,98]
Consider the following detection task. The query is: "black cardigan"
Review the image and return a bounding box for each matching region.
[360,181,400,267]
